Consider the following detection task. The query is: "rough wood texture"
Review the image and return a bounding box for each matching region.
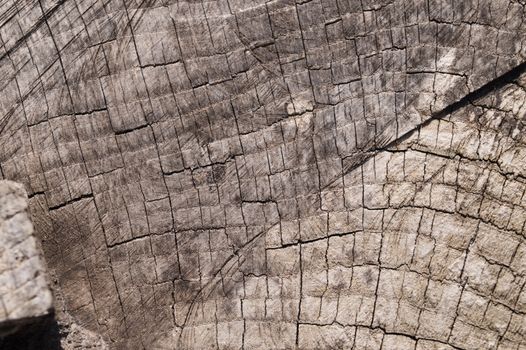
[0,0,525,349]
[0,181,52,336]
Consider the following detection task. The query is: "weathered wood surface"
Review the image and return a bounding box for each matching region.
[0,181,52,336]
[0,0,526,348]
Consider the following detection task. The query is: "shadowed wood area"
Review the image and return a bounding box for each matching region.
[0,0,525,349]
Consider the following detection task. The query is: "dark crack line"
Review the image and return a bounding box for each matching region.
[335,59,526,184]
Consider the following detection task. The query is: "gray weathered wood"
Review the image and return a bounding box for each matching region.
[0,180,52,336]
[0,0,525,348]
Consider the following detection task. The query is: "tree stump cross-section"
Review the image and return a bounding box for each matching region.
[0,0,525,349]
